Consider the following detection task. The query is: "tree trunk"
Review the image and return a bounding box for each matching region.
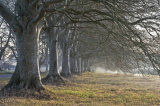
[79,58,82,73]
[83,59,87,72]
[42,31,65,84]
[76,58,82,73]
[61,43,71,77]
[3,27,44,91]
[81,59,84,72]
[75,58,79,73]
[45,42,49,72]
[70,55,77,74]
[87,59,91,72]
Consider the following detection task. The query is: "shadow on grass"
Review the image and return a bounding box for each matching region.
[0,88,55,100]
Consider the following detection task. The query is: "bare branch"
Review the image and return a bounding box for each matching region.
[0,1,15,27]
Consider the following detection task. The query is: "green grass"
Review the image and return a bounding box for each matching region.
[1,72,160,105]
[0,71,13,75]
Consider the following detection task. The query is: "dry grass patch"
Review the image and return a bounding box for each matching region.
[0,72,160,105]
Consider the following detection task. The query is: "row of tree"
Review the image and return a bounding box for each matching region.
[0,0,160,91]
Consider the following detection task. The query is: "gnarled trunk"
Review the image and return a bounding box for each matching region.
[42,30,64,84]
[3,27,44,90]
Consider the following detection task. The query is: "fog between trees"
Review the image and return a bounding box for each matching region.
[0,0,160,91]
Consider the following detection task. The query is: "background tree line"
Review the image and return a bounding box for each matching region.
[0,0,160,91]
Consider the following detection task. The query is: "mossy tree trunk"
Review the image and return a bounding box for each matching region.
[3,26,44,90]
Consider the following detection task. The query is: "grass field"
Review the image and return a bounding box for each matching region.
[1,72,160,106]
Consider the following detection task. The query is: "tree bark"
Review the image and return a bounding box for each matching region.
[3,27,44,91]
[45,39,49,72]
[42,30,65,84]
[70,55,77,74]
[81,59,84,72]
[76,58,81,73]
[87,59,91,72]
[61,43,72,77]
[0,0,48,91]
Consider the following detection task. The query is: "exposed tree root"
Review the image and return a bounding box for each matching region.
[2,67,45,91]
[42,74,69,85]
[0,87,51,100]
[2,81,45,92]
[60,72,72,78]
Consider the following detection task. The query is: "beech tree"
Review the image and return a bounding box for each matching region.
[43,14,66,83]
[0,0,160,91]
[0,0,66,90]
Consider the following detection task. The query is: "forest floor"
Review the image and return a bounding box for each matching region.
[1,72,160,106]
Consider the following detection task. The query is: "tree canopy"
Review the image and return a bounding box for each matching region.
[0,0,160,90]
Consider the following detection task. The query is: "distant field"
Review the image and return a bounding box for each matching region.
[1,72,160,106]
